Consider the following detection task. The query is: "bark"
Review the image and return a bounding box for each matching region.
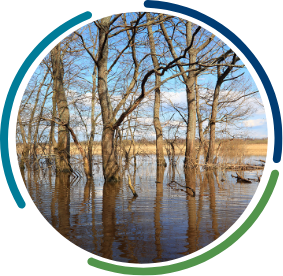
[101,127,119,182]
[146,13,166,167]
[51,43,71,173]
[213,142,222,164]
[97,16,120,182]
[184,50,197,167]
[206,83,220,164]
[195,81,206,163]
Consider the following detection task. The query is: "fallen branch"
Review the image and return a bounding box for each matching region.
[167,180,195,197]
[256,159,265,164]
[128,174,138,197]
[232,173,252,183]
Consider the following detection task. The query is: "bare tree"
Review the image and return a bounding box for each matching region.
[160,17,215,167]
[206,53,241,163]
[76,13,202,181]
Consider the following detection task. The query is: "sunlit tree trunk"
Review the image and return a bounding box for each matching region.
[184,23,197,168]
[51,43,71,173]
[97,17,120,182]
[147,13,166,167]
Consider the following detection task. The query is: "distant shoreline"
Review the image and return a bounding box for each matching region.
[16,142,267,157]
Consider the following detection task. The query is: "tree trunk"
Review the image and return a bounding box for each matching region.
[97,17,120,182]
[147,13,166,167]
[184,50,197,167]
[213,142,222,164]
[206,117,216,164]
[101,127,119,182]
[184,21,197,167]
[51,43,71,173]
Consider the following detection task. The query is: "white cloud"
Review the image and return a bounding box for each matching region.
[243,119,266,127]
[137,117,153,125]
[162,90,187,105]
[248,129,268,138]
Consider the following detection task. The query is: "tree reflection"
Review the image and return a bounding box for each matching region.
[55,173,71,239]
[100,181,118,260]
[184,168,198,254]
[153,165,165,262]
[206,170,220,240]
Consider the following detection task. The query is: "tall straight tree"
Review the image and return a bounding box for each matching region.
[50,43,71,173]
[146,12,166,167]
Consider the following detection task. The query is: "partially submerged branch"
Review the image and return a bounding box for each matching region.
[128,174,138,197]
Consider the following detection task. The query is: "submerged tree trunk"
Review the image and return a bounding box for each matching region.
[51,43,71,173]
[101,127,119,182]
[97,16,120,182]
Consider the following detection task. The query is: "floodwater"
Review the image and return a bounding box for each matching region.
[23,155,265,263]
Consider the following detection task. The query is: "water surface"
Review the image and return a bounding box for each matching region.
[23,155,264,263]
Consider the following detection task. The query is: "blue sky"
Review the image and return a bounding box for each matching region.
[18,13,272,143]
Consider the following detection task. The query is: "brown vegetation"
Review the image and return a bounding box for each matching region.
[17,140,267,157]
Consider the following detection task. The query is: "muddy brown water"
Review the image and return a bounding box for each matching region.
[23,155,264,263]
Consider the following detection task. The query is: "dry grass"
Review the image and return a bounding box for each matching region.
[17,141,267,156]
[244,144,267,155]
